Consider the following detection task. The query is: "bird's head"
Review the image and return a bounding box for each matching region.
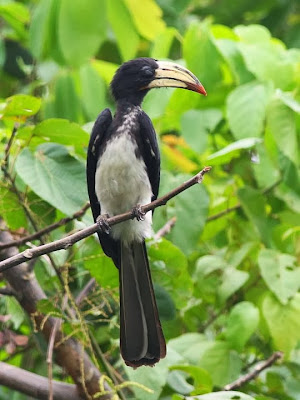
[111,57,206,105]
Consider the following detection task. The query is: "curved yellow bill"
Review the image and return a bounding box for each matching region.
[144,61,207,96]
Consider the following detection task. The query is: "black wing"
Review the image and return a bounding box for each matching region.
[138,111,160,203]
[86,108,120,267]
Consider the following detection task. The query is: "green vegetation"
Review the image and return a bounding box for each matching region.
[0,0,300,399]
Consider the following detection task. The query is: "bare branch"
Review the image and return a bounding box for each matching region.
[0,226,112,399]
[224,351,284,391]
[0,361,82,400]
[0,166,211,273]
[0,203,90,251]
[154,217,177,240]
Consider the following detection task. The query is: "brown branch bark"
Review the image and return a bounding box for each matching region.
[0,361,83,400]
[224,351,283,391]
[0,202,90,251]
[0,226,112,399]
[0,166,211,273]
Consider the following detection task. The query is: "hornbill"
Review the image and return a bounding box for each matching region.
[87,58,206,368]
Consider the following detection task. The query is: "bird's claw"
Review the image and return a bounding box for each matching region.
[96,214,111,234]
[132,205,145,221]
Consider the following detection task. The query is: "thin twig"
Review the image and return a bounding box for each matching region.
[3,123,19,167]
[224,351,283,391]
[75,278,96,306]
[0,167,211,273]
[154,217,177,240]
[0,203,90,251]
[47,294,68,400]
[206,179,282,223]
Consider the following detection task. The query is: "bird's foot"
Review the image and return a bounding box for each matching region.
[131,204,145,221]
[96,214,111,234]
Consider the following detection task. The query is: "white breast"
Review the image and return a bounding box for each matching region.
[95,132,153,245]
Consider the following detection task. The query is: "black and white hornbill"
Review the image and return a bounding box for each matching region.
[87,58,206,368]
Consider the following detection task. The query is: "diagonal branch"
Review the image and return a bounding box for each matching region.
[224,351,283,391]
[0,166,211,273]
[0,226,112,399]
[0,202,90,251]
[0,362,82,400]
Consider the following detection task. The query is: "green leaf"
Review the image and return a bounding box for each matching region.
[238,186,273,246]
[276,89,300,113]
[218,267,249,303]
[168,333,210,365]
[170,365,213,395]
[199,341,242,387]
[208,137,262,164]
[150,27,177,59]
[107,0,139,61]
[262,292,300,355]
[154,284,176,321]
[183,21,224,92]
[186,391,255,400]
[37,299,63,316]
[225,302,259,351]
[0,186,27,230]
[235,24,271,43]
[168,177,209,254]
[2,94,41,118]
[78,237,118,288]
[79,63,107,121]
[148,238,192,308]
[226,81,270,139]
[266,98,298,165]
[181,109,223,153]
[92,60,118,86]
[123,0,165,41]
[15,143,87,216]
[6,297,25,329]
[167,370,194,395]
[52,73,81,122]
[58,0,106,67]
[258,249,300,305]
[33,119,89,157]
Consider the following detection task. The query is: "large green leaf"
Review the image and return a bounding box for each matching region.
[208,137,262,165]
[258,249,300,305]
[148,238,192,308]
[199,341,242,387]
[33,119,89,157]
[218,267,249,303]
[238,186,273,247]
[150,27,177,59]
[0,186,27,230]
[225,301,259,351]
[266,98,298,165]
[15,143,87,216]
[2,94,41,118]
[107,0,139,61]
[181,109,223,153]
[226,81,270,139]
[79,63,107,121]
[183,21,224,92]
[168,333,210,365]
[123,0,165,41]
[170,365,212,395]
[52,73,81,122]
[77,237,118,288]
[58,0,106,67]
[262,292,300,355]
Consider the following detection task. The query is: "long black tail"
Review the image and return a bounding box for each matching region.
[119,240,166,367]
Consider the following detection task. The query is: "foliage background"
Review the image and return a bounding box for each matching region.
[0,0,300,399]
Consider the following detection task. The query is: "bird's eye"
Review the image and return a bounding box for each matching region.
[141,66,153,77]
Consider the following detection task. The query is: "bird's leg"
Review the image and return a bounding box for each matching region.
[131,204,145,221]
[96,214,111,234]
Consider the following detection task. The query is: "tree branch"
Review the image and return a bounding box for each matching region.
[0,166,211,273]
[0,361,83,400]
[0,226,112,399]
[0,202,90,251]
[224,351,283,391]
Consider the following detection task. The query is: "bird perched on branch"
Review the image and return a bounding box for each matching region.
[87,58,206,368]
